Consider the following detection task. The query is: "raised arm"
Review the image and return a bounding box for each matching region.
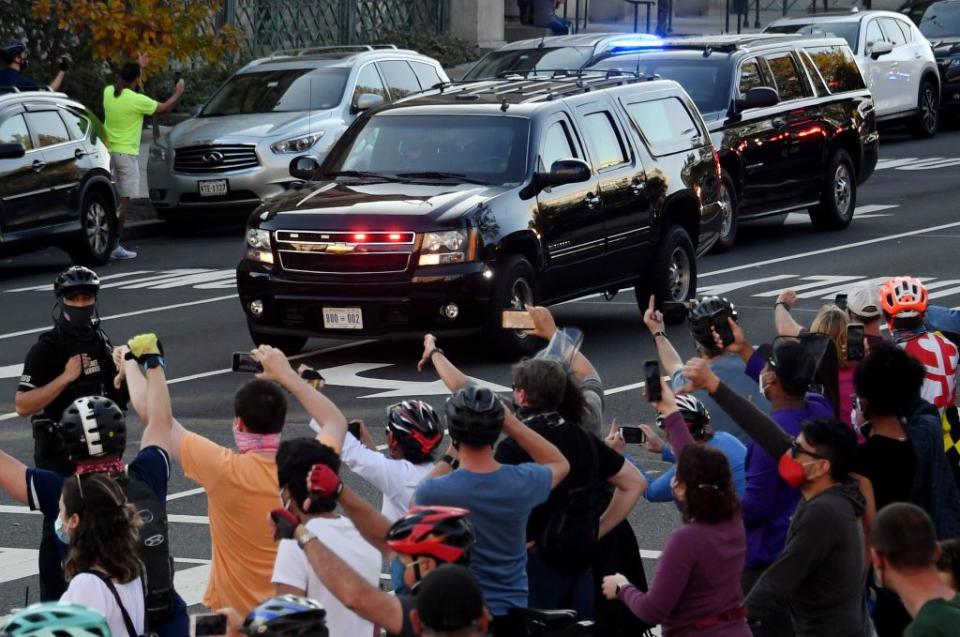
[641,296,684,376]
[0,450,28,504]
[774,290,804,338]
[501,409,569,488]
[126,334,189,458]
[338,485,393,555]
[417,334,468,391]
[153,79,184,114]
[117,346,147,423]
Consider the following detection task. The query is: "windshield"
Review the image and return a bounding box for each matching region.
[590,53,733,115]
[919,1,960,37]
[328,114,530,185]
[202,68,349,116]
[462,47,595,80]
[765,22,860,50]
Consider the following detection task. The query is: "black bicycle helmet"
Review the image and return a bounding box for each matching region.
[656,394,711,437]
[387,400,443,457]
[385,505,476,565]
[445,385,504,446]
[1,41,26,64]
[688,296,738,353]
[54,266,100,298]
[60,397,126,461]
[244,595,327,637]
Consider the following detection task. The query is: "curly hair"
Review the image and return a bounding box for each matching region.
[62,474,142,584]
[854,342,925,418]
[811,305,850,369]
[674,445,740,524]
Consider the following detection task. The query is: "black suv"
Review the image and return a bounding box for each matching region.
[908,0,960,113]
[0,91,118,264]
[236,72,722,356]
[588,35,879,251]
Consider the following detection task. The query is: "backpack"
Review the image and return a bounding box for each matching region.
[119,475,174,626]
[535,433,605,575]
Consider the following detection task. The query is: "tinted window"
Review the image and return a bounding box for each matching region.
[59,108,90,140]
[764,54,807,101]
[765,22,860,51]
[580,111,628,169]
[332,114,529,185]
[865,20,885,46]
[625,98,702,156]
[880,18,908,46]
[540,120,578,171]
[739,59,766,95]
[203,68,349,116]
[379,61,421,99]
[798,51,829,95]
[353,64,389,104]
[0,114,33,149]
[25,111,70,147]
[919,1,960,37]
[463,47,595,80]
[895,18,915,41]
[806,45,867,93]
[410,62,442,89]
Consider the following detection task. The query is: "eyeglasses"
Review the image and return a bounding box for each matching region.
[790,440,828,460]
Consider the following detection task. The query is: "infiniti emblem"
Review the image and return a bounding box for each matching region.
[202,151,224,165]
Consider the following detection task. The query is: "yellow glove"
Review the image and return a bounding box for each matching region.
[127,333,164,368]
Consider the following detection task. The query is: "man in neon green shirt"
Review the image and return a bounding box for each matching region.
[103,54,183,259]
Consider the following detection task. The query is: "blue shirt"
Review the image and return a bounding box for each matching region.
[638,431,747,502]
[26,446,188,637]
[0,68,39,92]
[415,464,553,616]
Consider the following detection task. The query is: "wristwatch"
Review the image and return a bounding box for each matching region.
[441,454,460,470]
[427,348,444,361]
[774,301,791,311]
[297,530,318,549]
[652,331,667,338]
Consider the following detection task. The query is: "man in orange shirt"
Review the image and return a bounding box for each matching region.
[121,334,347,614]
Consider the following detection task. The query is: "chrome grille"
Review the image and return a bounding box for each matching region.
[174,144,259,173]
[275,230,415,275]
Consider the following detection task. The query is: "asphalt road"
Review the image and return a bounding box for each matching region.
[1,122,959,614]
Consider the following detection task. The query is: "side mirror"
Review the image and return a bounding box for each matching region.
[0,142,25,159]
[189,105,203,117]
[732,86,780,115]
[868,40,894,60]
[536,158,592,189]
[289,155,321,181]
[352,93,384,113]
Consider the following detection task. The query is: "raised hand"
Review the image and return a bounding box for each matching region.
[254,345,295,383]
[639,424,663,453]
[677,358,721,395]
[776,289,797,309]
[523,305,558,340]
[604,418,625,453]
[417,334,438,372]
[643,295,665,335]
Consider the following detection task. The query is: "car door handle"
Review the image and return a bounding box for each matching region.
[31,159,46,172]
[74,148,89,160]
[630,179,646,195]
[584,193,601,209]
[772,119,786,129]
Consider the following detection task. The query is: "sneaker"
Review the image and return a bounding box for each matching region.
[111,244,138,260]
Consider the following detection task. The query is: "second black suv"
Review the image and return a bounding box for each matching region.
[590,34,879,251]
[237,72,722,356]
[0,91,118,264]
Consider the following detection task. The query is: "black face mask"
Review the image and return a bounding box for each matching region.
[56,303,98,339]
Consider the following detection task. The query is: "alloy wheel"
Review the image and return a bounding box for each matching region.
[921,86,938,135]
[719,184,734,240]
[86,201,110,257]
[834,163,852,219]
[510,278,535,339]
[667,247,691,301]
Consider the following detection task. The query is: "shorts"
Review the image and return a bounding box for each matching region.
[110,152,140,199]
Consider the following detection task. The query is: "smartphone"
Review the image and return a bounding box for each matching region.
[502,309,535,330]
[713,315,735,348]
[644,360,662,402]
[348,420,362,439]
[619,426,646,444]
[300,368,324,383]
[190,613,227,637]
[847,324,865,361]
[231,352,263,373]
[835,293,848,311]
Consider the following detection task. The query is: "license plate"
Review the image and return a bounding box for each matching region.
[322,307,363,330]
[198,179,228,197]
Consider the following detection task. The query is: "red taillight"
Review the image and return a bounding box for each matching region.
[388,233,402,241]
[352,233,367,242]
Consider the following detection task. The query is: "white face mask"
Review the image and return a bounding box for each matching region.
[758,373,768,399]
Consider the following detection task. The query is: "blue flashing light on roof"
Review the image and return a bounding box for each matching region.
[602,35,663,54]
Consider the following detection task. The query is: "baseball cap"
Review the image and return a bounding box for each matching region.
[847,284,881,319]
[757,337,818,394]
[415,564,485,631]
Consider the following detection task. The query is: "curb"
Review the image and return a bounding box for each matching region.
[123,219,168,241]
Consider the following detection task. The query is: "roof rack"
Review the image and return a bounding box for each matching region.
[267,44,398,58]
[0,85,54,93]
[492,68,641,80]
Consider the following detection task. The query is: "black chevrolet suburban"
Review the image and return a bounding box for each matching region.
[236,72,722,356]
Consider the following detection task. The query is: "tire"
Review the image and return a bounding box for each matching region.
[910,79,939,139]
[248,326,307,355]
[66,191,116,265]
[635,225,697,325]
[486,254,542,360]
[809,149,856,231]
[711,171,738,253]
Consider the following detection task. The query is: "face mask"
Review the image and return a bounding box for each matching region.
[233,421,281,454]
[390,556,412,596]
[758,373,770,400]
[54,516,71,545]
[777,452,817,488]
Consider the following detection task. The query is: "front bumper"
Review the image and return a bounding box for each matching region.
[236,260,495,338]
[941,78,960,109]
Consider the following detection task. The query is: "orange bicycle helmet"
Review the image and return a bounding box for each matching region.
[880,277,928,319]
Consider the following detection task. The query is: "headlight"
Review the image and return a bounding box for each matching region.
[418,230,476,266]
[149,145,168,161]
[270,133,323,154]
[245,228,273,264]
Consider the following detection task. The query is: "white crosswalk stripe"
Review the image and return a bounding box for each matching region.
[4,269,236,293]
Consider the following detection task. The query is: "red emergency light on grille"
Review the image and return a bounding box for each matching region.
[353,233,367,241]
[388,233,402,241]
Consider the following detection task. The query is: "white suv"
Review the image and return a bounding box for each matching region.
[766,10,941,137]
[147,45,448,226]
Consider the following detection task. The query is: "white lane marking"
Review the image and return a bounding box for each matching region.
[0,504,209,524]
[876,157,920,170]
[754,275,866,297]
[0,547,44,585]
[783,204,897,226]
[875,157,960,171]
[4,271,153,293]
[0,364,22,380]
[320,362,510,399]
[175,564,211,607]
[698,274,795,296]
[130,270,235,290]
[166,487,205,501]
[604,381,646,396]
[0,294,239,341]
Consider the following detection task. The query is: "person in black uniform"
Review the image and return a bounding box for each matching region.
[14,265,126,600]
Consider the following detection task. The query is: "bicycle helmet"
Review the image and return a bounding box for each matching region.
[60,396,126,461]
[1,602,109,637]
[880,277,928,319]
[385,505,476,565]
[445,386,504,446]
[688,296,738,353]
[54,266,100,298]
[387,400,443,457]
[1,41,26,65]
[243,595,328,637]
[656,394,710,436]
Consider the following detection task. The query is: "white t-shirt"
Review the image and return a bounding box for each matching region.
[314,419,435,521]
[271,516,381,636]
[61,574,145,637]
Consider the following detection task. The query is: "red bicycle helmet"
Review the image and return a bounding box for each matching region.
[387,400,443,456]
[880,277,928,319]
[385,505,476,565]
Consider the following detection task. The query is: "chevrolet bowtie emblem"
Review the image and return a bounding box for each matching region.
[325,243,356,254]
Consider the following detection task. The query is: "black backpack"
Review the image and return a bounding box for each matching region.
[535,433,605,575]
[119,475,175,626]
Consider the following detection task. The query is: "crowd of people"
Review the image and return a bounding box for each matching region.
[4,264,960,637]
